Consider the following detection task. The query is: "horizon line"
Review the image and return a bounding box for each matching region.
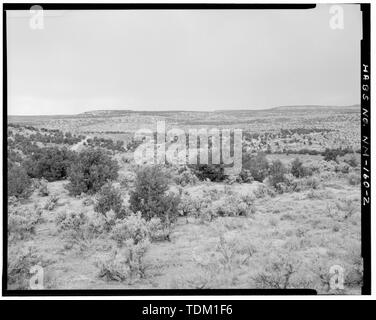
[7,104,360,117]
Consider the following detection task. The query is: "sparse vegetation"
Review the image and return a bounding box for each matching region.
[291,158,312,178]
[44,195,59,211]
[96,239,149,283]
[8,245,48,290]
[6,105,362,293]
[8,205,42,242]
[252,252,303,289]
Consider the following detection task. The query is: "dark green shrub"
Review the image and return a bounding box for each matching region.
[191,164,225,182]
[290,158,312,178]
[323,149,338,162]
[291,158,303,178]
[66,148,119,195]
[268,160,287,187]
[94,183,124,217]
[242,152,269,182]
[24,147,75,181]
[8,163,32,198]
[322,148,350,162]
[129,166,180,226]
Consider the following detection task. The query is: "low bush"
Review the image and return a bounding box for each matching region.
[119,171,136,189]
[178,192,211,221]
[305,189,326,200]
[94,183,124,218]
[56,210,87,233]
[344,243,363,287]
[44,195,59,211]
[335,199,358,221]
[215,233,257,272]
[96,213,152,282]
[242,152,269,182]
[83,197,95,206]
[191,164,226,182]
[38,178,49,196]
[8,205,43,242]
[96,239,149,283]
[55,211,92,251]
[290,158,312,178]
[335,162,350,174]
[238,169,254,183]
[179,232,257,288]
[173,166,198,186]
[323,148,352,162]
[126,138,144,152]
[342,154,359,168]
[302,176,320,190]
[8,163,32,198]
[86,210,117,235]
[268,160,287,188]
[273,182,290,194]
[347,172,361,185]
[268,172,320,194]
[179,191,256,223]
[210,194,256,219]
[111,212,149,246]
[252,253,303,289]
[323,148,339,162]
[326,199,358,221]
[87,136,125,152]
[253,184,276,198]
[8,245,46,289]
[147,217,170,241]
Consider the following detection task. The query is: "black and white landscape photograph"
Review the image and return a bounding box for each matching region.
[5,4,365,294]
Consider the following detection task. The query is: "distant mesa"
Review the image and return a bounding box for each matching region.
[79,109,134,117]
[9,105,360,118]
[268,105,360,112]
[79,105,360,116]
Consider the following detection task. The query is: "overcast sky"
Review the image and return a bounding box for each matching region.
[7,4,361,115]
